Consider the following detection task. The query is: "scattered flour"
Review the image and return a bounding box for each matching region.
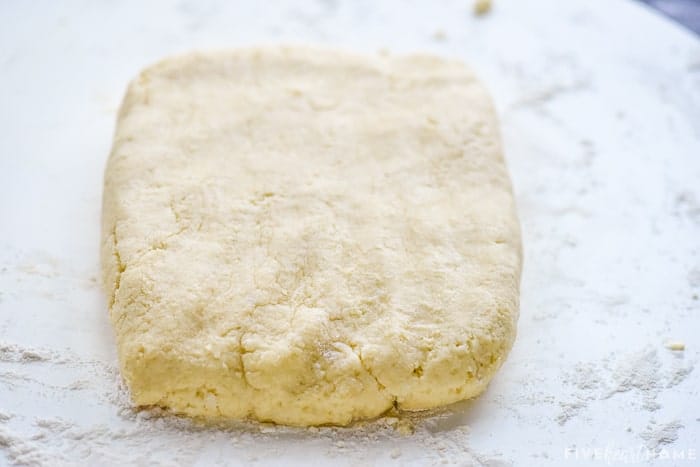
[665,365,693,388]
[557,361,604,425]
[605,347,665,411]
[0,426,57,467]
[556,400,587,426]
[557,347,694,426]
[639,420,684,451]
[555,346,695,455]
[0,343,56,364]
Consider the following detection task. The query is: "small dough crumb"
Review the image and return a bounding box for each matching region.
[474,0,492,16]
[665,341,685,351]
[432,29,447,42]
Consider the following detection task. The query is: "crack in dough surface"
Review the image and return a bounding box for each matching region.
[101,46,522,426]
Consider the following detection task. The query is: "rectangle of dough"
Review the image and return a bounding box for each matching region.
[101,47,521,426]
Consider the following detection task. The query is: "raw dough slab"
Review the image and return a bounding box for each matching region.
[101,46,522,426]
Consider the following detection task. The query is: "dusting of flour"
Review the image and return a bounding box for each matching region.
[557,346,693,450]
[640,420,684,451]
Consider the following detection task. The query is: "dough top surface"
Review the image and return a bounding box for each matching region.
[102,47,522,426]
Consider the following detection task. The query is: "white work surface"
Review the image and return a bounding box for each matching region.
[1,0,699,465]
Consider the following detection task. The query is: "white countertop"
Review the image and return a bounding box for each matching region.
[1,0,699,465]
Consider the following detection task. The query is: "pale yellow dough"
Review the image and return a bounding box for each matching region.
[101,46,522,426]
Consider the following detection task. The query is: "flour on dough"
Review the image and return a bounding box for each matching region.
[101,46,522,426]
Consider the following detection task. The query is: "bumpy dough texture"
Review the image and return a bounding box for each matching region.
[101,47,522,426]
